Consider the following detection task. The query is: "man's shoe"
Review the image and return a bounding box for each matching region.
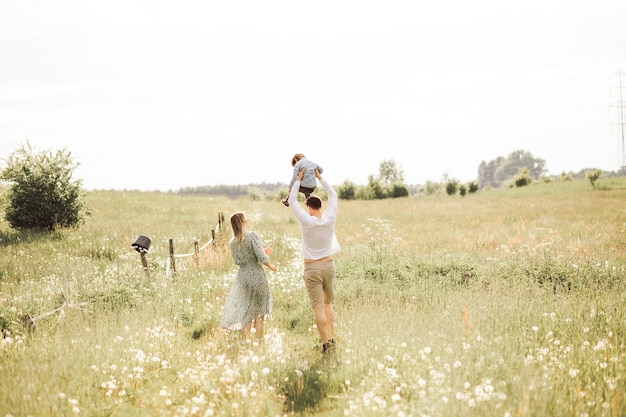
[281,199,289,207]
[322,339,335,353]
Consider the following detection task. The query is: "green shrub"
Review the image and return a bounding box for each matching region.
[367,176,386,199]
[390,183,409,198]
[422,180,442,195]
[337,180,356,200]
[1,143,90,230]
[513,167,533,187]
[586,169,601,187]
[445,179,458,195]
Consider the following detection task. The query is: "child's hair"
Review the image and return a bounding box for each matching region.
[291,153,305,166]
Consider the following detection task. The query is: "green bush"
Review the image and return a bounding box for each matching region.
[367,176,386,199]
[337,180,356,200]
[586,169,601,187]
[422,180,442,195]
[390,183,409,198]
[445,179,458,195]
[1,143,89,230]
[513,167,533,187]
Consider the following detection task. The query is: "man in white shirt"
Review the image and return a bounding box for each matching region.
[288,168,341,353]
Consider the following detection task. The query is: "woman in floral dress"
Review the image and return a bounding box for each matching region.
[220,211,277,340]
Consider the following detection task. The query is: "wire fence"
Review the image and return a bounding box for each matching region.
[131,212,226,276]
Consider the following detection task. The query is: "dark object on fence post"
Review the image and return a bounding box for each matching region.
[132,235,151,252]
[211,229,216,247]
[131,235,151,273]
[194,241,199,268]
[169,238,176,276]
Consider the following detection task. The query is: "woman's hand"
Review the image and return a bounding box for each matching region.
[264,248,277,271]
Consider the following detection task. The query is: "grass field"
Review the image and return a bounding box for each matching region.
[1,178,625,416]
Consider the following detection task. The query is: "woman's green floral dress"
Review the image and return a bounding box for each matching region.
[220,231,272,330]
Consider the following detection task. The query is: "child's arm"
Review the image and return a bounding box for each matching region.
[288,162,301,189]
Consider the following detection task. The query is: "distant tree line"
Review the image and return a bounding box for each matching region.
[335,159,410,200]
[3,144,624,232]
[175,160,414,201]
[173,151,626,200]
[478,150,546,188]
[478,149,626,190]
[177,182,284,199]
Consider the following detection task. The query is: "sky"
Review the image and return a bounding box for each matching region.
[1,0,625,191]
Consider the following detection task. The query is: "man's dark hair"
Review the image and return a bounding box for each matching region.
[305,195,322,210]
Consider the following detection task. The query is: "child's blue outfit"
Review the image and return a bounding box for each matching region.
[289,157,324,191]
[282,157,323,207]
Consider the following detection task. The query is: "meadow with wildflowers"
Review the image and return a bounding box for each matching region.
[0,178,625,416]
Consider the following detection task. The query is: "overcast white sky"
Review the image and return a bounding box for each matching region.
[1,0,625,191]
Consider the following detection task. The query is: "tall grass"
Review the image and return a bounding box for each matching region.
[1,179,625,416]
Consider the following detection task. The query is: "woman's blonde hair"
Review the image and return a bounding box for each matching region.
[230,211,247,244]
[291,153,305,166]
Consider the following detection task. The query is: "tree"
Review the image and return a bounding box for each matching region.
[586,169,601,188]
[479,150,545,188]
[494,150,545,186]
[478,158,502,188]
[337,180,356,200]
[377,159,404,185]
[367,175,386,199]
[1,143,89,230]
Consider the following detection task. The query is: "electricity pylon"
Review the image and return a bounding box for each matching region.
[615,69,626,170]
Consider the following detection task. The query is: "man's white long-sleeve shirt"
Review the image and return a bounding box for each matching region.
[288,176,341,260]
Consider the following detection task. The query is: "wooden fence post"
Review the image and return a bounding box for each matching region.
[194,241,199,268]
[140,252,149,273]
[169,239,176,276]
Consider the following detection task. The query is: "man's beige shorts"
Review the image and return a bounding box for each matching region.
[303,260,335,307]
